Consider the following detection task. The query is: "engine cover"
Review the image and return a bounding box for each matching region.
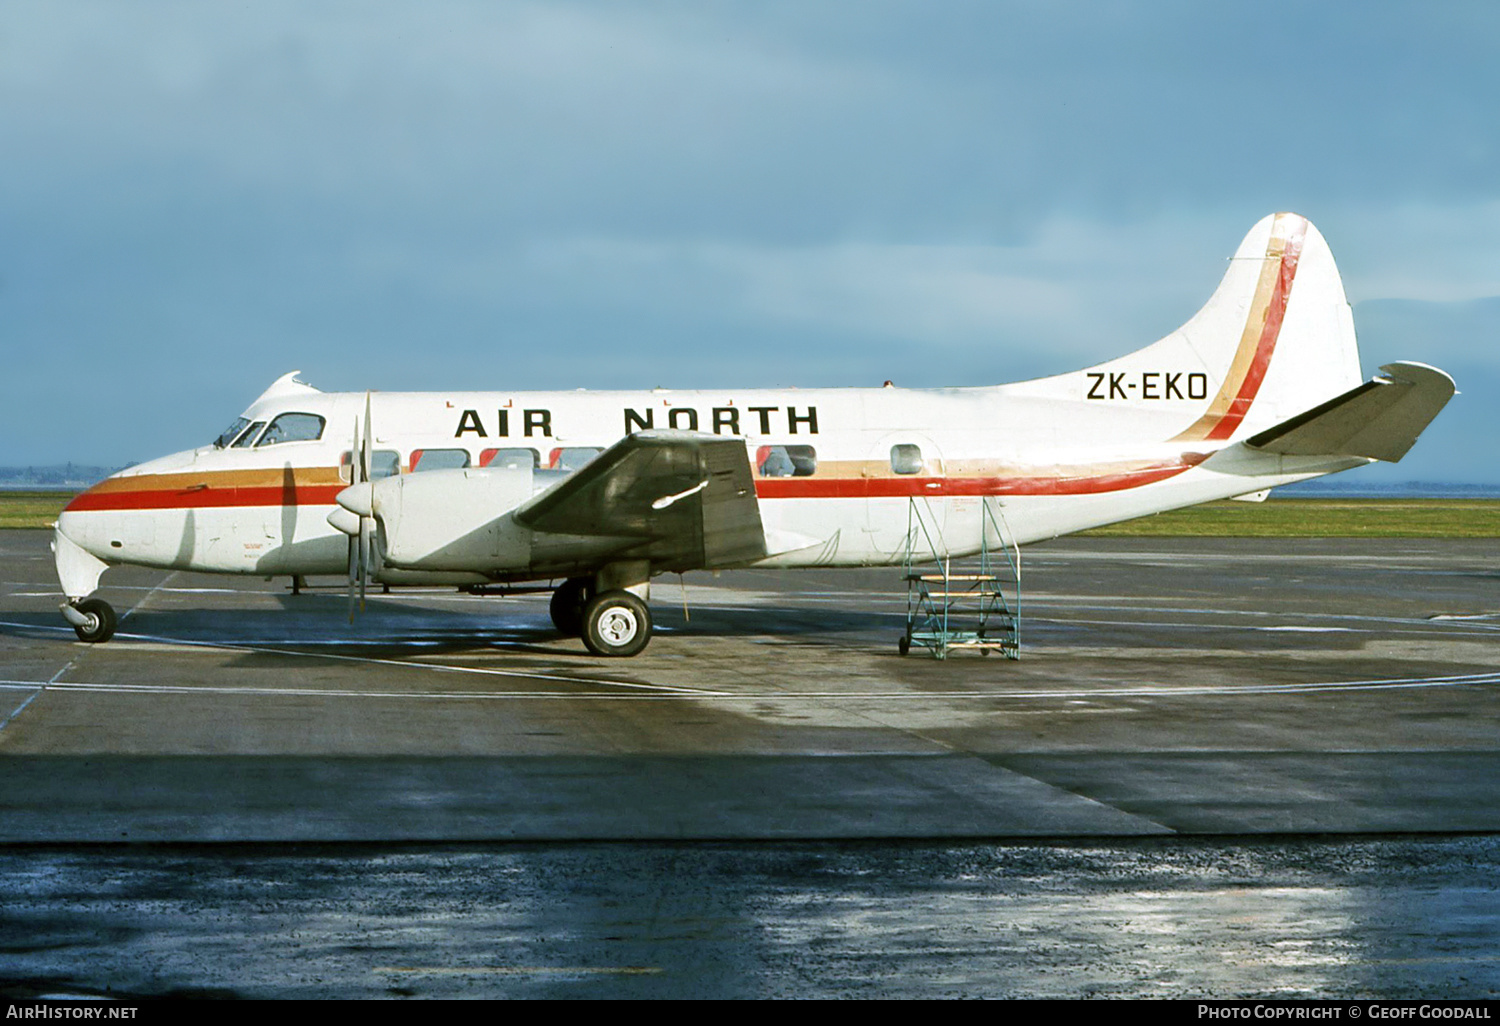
[371,466,534,571]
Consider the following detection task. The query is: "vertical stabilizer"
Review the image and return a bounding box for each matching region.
[1044,213,1365,442]
[1169,212,1362,440]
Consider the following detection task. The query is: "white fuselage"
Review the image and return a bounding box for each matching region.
[55,377,1365,589]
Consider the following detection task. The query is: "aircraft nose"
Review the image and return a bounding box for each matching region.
[61,476,106,517]
[56,474,115,544]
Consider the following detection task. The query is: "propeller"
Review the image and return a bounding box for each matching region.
[327,392,380,623]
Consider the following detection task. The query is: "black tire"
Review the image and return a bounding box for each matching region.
[581,590,652,657]
[72,597,117,644]
[549,578,590,636]
[898,635,911,656]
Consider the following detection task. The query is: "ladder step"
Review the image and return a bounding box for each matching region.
[903,497,1019,658]
[906,574,998,582]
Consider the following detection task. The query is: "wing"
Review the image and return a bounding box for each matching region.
[514,431,767,571]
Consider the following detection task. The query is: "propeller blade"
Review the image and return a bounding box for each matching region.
[350,416,363,485]
[362,391,373,484]
[346,393,377,623]
[347,535,358,624]
[359,517,371,612]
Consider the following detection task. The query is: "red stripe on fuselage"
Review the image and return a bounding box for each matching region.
[63,454,1207,514]
[64,484,346,512]
[754,457,1204,499]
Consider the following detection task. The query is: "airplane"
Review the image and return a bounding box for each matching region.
[51,212,1455,656]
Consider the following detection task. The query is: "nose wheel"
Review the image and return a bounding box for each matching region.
[66,597,117,643]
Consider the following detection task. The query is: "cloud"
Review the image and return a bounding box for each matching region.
[1329,203,1500,305]
[2,2,1497,478]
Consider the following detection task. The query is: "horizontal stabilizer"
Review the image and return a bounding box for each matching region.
[1246,362,1455,462]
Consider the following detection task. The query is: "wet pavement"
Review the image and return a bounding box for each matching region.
[1,531,1498,996]
[3,837,1498,999]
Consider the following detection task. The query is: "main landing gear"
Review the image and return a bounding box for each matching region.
[549,572,654,658]
[61,596,117,644]
[581,590,652,658]
[549,578,589,637]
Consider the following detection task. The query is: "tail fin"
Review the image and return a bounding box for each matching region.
[1041,213,1366,442]
[1170,212,1362,441]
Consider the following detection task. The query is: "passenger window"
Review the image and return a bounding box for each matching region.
[890,444,923,475]
[411,448,471,472]
[371,450,401,479]
[550,447,603,471]
[757,445,816,477]
[480,447,540,470]
[231,421,266,448]
[257,413,326,446]
[339,449,402,481]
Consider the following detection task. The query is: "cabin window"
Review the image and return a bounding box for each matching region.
[231,421,266,448]
[550,447,603,471]
[257,412,326,446]
[410,448,471,472]
[890,444,923,475]
[757,444,817,477]
[480,447,539,470]
[339,449,402,482]
[371,450,400,479]
[213,417,251,449]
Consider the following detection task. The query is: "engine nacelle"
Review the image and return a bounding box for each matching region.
[370,466,535,571]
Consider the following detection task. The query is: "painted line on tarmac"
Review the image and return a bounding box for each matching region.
[0,657,80,733]
[0,679,729,701]
[0,620,724,696]
[376,966,663,976]
[1031,613,1499,637]
[0,579,187,733]
[1,670,1495,704]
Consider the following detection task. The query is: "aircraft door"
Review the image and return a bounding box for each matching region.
[865,433,945,564]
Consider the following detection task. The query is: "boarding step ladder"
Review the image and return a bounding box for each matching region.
[901,496,1020,659]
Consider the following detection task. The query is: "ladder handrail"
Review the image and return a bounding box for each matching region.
[903,495,1021,659]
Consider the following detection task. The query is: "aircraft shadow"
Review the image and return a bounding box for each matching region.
[3,595,913,662]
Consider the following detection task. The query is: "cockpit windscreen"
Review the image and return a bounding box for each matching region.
[213,417,251,448]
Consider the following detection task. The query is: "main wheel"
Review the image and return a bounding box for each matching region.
[549,578,590,636]
[581,590,652,657]
[71,597,117,644]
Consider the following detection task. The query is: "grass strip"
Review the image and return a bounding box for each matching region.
[1080,498,1500,538]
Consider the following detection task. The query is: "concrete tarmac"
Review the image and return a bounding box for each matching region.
[1,530,1498,841]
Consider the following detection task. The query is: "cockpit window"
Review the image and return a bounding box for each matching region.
[214,417,251,449]
[231,421,266,448]
[257,412,326,446]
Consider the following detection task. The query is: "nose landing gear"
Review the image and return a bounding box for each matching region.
[61,597,117,644]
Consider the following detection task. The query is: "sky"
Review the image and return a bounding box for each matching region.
[4,1,1498,483]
